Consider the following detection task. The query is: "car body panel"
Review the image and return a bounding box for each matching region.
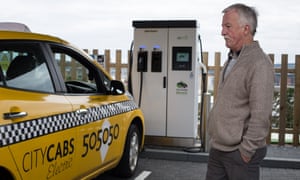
[65,95,139,178]
[0,88,75,179]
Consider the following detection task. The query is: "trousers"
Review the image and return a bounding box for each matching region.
[205,147,267,180]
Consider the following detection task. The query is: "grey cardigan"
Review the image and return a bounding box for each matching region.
[208,41,274,158]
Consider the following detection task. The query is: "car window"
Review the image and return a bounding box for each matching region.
[0,42,54,93]
[51,46,105,94]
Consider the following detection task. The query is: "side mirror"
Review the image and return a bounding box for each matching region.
[110,80,125,95]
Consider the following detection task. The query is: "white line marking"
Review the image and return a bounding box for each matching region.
[135,171,152,180]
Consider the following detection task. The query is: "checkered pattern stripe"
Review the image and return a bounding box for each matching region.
[0,100,138,147]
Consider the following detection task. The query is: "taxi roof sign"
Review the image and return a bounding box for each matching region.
[0,22,31,32]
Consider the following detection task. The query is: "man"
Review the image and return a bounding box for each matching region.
[206,3,274,180]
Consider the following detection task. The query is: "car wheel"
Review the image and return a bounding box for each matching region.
[0,168,14,180]
[113,124,140,177]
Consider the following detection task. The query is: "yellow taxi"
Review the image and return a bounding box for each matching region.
[0,23,145,180]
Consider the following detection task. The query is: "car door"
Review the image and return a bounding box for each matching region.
[48,44,127,177]
[0,41,76,180]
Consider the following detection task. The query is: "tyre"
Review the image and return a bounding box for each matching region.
[0,168,14,180]
[113,124,140,177]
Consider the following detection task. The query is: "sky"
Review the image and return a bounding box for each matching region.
[1,0,299,64]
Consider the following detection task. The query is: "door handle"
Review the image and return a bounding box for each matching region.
[3,112,28,120]
[76,109,88,115]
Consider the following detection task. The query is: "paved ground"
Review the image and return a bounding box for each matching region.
[138,158,300,180]
[96,145,300,179]
[140,144,300,179]
[97,158,300,180]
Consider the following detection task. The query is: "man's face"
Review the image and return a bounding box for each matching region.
[221,9,246,51]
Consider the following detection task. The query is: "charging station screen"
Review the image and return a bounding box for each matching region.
[176,52,190,62]
[172,47,192,71]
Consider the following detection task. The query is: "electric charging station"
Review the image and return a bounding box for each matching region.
[130,20,206,147]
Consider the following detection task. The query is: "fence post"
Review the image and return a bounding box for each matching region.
[202,52,209,93]
[92,49,98,62]
[267,54,275,145]
[213,52,221,100]
[115,50,122,81]
[71,56,77,80]
[279,54,288,145]
[293,55,300,145]
[60,53,66,80]
[202,52,209,66]
[104,50,111,73]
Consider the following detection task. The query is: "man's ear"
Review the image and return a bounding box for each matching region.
[244,25,251,35]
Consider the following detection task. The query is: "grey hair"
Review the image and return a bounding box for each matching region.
[223,3,258,36]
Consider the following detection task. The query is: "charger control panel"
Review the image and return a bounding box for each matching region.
[172,47,192,71]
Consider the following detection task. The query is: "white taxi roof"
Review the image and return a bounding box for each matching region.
[0,22,31,32]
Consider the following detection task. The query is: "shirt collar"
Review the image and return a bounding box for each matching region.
[228,50,241,60]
